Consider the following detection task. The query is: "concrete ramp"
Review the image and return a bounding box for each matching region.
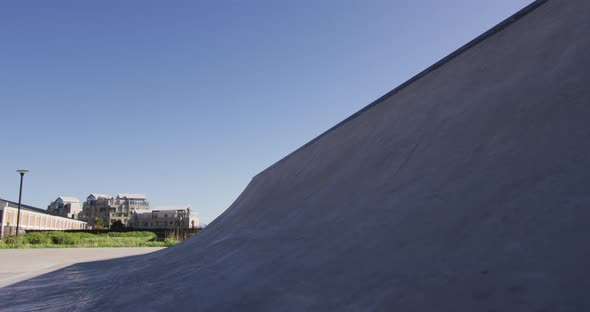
[3,0,590,310]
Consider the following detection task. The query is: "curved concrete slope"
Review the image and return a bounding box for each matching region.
[3,0,590,310]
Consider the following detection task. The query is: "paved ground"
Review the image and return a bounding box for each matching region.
[0,248,163,288]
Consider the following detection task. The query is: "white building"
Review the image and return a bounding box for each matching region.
[129,206,200,230]
[47,196,82,219]
[0,198,88,237]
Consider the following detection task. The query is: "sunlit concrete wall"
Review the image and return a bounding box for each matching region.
[0,201,88,237]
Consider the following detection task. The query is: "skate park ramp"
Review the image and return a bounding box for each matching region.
[2,0,590,310]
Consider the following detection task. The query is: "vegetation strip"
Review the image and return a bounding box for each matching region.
[0,231,179,248]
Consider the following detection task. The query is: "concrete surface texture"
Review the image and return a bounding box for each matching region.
[0,248,163,288]
[2,0,590,310]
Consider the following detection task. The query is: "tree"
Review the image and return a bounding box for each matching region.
[93,217,105,230]
[110,220,125,231]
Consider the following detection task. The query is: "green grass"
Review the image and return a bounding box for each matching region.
[0,231,179,248]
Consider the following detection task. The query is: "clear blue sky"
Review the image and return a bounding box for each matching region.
[0,0,533,223]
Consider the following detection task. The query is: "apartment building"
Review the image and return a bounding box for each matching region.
[47,196,82,219]
[129,206,200,230]
[80,193,150,228]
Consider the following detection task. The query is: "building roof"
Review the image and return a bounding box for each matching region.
[117,194,147,199]
[88,193,113,200]
[1,198,50,215]
[57,196,80,203]
[150,205,190,211]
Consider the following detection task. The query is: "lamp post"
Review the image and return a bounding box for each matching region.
[15,169,29,236]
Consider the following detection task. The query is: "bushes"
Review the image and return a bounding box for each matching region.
[25,232,96,245]
[49,232,79,245]
[144,237,179,247]
[25,232,52,245]
[105,231,156,238]
[1,235,26,246]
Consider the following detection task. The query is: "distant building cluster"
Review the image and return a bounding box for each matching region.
[78,193,151,228]
[1,192,201,236]
[45,193,200,230]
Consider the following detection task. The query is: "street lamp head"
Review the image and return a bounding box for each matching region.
[16,169,29,175]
